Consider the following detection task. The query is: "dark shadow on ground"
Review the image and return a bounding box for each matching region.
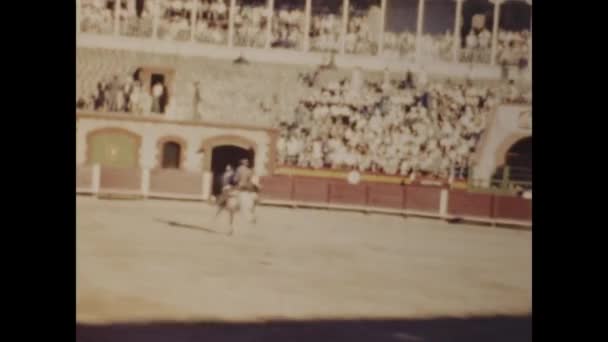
[154,219,227,235]
[77,314,531,342]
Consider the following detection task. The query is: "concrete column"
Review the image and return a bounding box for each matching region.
[378,0,387,56]
[202,171,213,200]
[490,0,503,66]
[114,0,121,35]
[415,0,425,64]
[227,0,237,47]
[439,188,449,218]
[340,0,349,54]
[141,169,151,197]
[152,0,160,39]
[265,0,275,49]
[303,0,312,51]
[190,0,197,41]
[452,0,464,62]
[92,164,101,195]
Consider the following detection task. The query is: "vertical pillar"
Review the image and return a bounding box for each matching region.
[303,0,312,51]
[114,0,121,35]
[202,171,213,201]
[340,0,349,54]
[152,0,160,39]
[378,0,387,56]
[490,0,503,65]
[141,169,151,198]
[190,0,197,41]
[439,188,449,218]
[452,0,464,62]
[415,0,425,64]
[227,0,237,47]
[92,164,101,195]
[265,0,275,49]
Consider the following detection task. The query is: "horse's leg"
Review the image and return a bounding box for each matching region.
[250,201,257,224]
[227,210,234,235]
[214,204,224,218]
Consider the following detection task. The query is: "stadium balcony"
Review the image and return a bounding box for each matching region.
[77,0,532,82]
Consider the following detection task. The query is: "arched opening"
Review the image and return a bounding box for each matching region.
[210,145,255,196]
[493,136,532,186]
[87,128,141,168]
[161,141,181,169]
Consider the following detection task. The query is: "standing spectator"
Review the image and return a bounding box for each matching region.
[123,75,134,112]
[93,82,106,111]
[151,81,164,113]
[465,31,477,63]
[193,81,202,120]
[108,75,121,112]
[129,81,143,114]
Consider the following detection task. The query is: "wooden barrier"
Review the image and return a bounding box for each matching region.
[366,182,404,209]
[292,176,330,203]
[403,185,442,214]
[259,175,293,201]
[99,167,141,192]
[493,195,532,222]
[149,169,202,197]
[448,190,494,220]
[78,170,531,227]
[328,181,367,206]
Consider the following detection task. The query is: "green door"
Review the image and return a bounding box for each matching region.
[89,131,139,168]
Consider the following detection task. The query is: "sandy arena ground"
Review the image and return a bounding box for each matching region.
[77,196,531,324]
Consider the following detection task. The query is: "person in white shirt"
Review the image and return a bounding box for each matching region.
[151,82,164,113]
[276,134,287,165]
[466,31,477,62]
[286,134,302,165]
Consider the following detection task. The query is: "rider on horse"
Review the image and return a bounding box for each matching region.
[214,159,260,233]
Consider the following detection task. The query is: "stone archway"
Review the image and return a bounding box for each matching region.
[493,135,532,183]
[86,127,142,168]
[198,135,258,173]
[155,135,188,170]
[494,133,531,170]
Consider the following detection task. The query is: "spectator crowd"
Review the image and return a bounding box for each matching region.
[76,70,170,115]
[274,69,498,179]
[80,1,530,67]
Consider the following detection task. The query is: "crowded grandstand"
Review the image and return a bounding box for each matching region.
[77,0,532,205]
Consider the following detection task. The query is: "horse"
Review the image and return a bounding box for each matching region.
[213,183,260,235]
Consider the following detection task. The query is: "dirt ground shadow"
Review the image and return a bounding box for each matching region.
[77,314,531,342]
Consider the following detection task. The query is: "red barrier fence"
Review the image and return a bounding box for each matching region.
[150,169,202,196]
[76,165,531,226]
[448,190,494,220]
[100,167,141,191]
[259,175,531,226]
[404,185,442,214]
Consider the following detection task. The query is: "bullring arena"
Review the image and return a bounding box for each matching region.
[76,0,532,340]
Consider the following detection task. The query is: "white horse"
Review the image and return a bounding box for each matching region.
[214,178,260,235]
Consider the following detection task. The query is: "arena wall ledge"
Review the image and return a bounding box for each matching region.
[77,33,504,80]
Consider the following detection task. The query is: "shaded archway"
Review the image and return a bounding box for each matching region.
[161,142,181,169]
[493,136,532,184]
[210,145,255,196]
[155,136,187,170]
